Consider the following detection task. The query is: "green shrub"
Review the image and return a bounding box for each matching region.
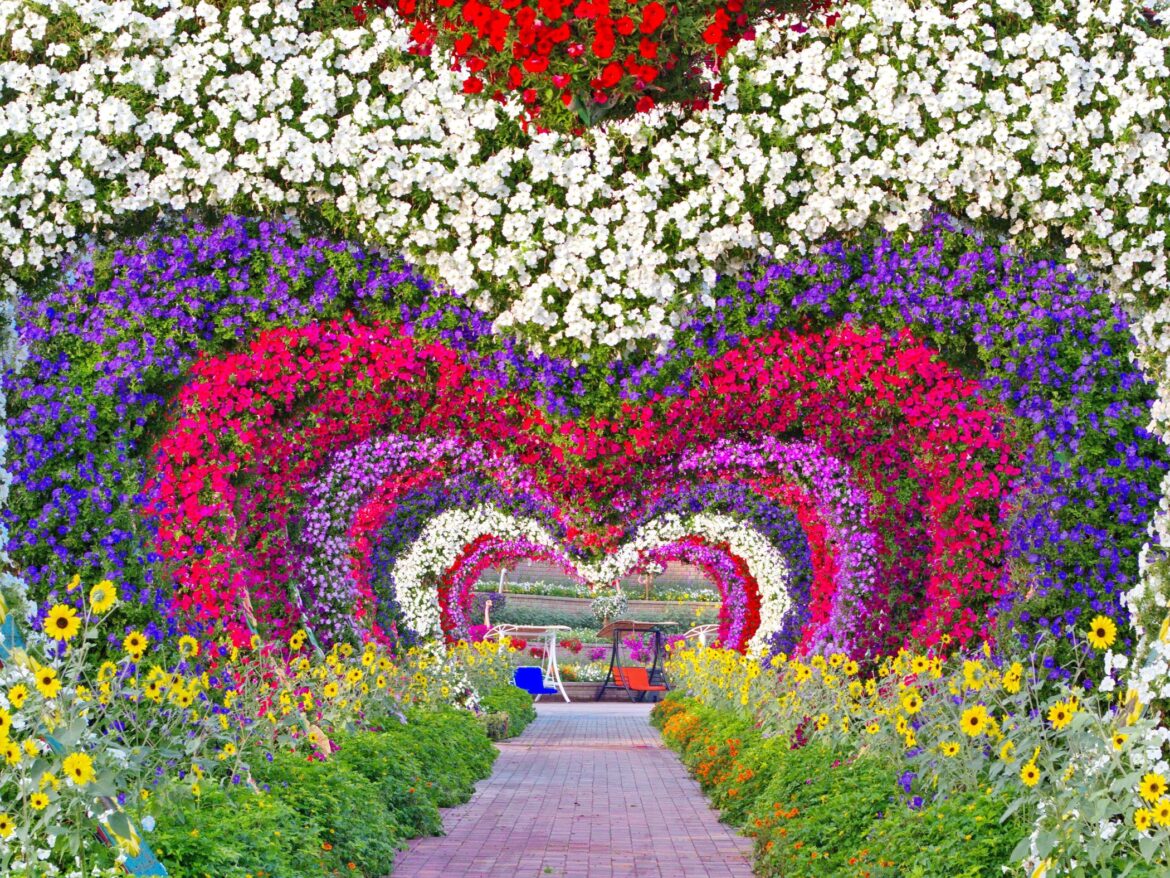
[480,683,537,737]
[853,788,1030,878]
[147,783,331,878]
[252,752,402,876]
[332,730,444,838]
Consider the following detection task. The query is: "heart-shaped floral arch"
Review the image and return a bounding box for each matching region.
[6,216,1165,673]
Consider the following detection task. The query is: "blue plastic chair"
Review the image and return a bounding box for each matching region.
[513,666,558,695]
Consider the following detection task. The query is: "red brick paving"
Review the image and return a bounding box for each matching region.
[393,702,755,878]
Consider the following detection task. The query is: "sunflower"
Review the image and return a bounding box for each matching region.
[939,741,961,757]
[43,604,81,642]
[34,665,61,699]
[1085,614,1117,651]
[960,704,990,737]
[1134,808,1154,832]
[289,630,306,651]
[1112,732,1128,751]
[88,580,118,614]
[322,682,339,699]
[3,741,20,766]
[900,689,923,715]
[0,813,13,838]
[122,630,148,660]
[7,684,29,710]
[999,740,1016,763]
[1155,798,1170,828]
[28,792,49,811]
[1047,700,1076,731]
[177,635,199,659]
[962,660,987,691]
[63,752,96,786]
[843,660,860,676]
[1019,762,1041,787]
[1139,772,1168,804]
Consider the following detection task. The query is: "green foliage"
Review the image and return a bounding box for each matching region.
[657,696,1031,878]
[147,783,331,878]
[252,751,402,876]
[479,683,537,738]
[332,730,444,838]
[146,709,501,877]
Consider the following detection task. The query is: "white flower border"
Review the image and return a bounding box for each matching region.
[390,504,791,649]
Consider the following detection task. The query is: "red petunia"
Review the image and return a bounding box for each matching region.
[599,61,624,87]
[638,37,657,58]
[639,0,666,32]
[351,4,367,23]
[462,75,485,93]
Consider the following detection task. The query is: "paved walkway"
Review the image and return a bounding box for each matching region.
[393,702,755,878]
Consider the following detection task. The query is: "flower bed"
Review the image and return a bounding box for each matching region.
[656,639,1170,875]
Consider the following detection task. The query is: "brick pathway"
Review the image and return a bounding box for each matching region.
[393,702,755,878]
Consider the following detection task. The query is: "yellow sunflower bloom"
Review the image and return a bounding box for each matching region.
[34,665,61,699]
[1139,772,1168,804]
[177,635,200,659]
[1154,798,1170,828]
[1134,808,1154,832]
[29,792,49,811]
[1047,700,1076,731]
[7,683,29,710]
[123,630,148,660]
[43,604,81,642]
[1085,615,1117,651]
[939,741,960,757]
[0,813,14,838]
[960,704,990,737]
[88,580,118,614]
[63,752,96,786]
[1019,762,1041,787]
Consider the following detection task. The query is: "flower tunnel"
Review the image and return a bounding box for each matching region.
[5,216,1166,666]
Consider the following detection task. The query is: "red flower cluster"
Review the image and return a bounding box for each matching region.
[352,0,820,132]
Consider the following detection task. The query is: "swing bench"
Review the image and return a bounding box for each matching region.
[595,620,673,702]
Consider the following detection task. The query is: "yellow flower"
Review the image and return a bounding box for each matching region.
[1085,615,1117,651]
[7,683,29,710]
[0,709,9,738]
[865,721,880,735]
[900,688,923,715]
[289,631,306,651]
[1002,662,1023,694]
[1112,732,1128,751]
[34,665,61,699]
[1154,798,1170,828]
[123,631,148,660]
[322,682,339,699]
[3,741,20,766]
[999,740,1016,763]
[843,660,859,676]
[0,813,13,838]
[1139,772,1168,804]
[43,604,81,642]
[1019,762,1041,787]
[1134,808,1154,832]
[178,636,199,659]
[29,792,49,811]
[39,773,60,791]
[909,655,930,674]
[23,739,39,757]
[88,580,118,614]
[63,752,96,786]
[1047,700,1076,731]
[960,704,989,737]
[939,741,961,757]
[962,660,986,691]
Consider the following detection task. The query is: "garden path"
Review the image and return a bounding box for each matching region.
[392,701,754,878]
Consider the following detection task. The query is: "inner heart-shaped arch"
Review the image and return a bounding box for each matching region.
[391,504,790,652]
